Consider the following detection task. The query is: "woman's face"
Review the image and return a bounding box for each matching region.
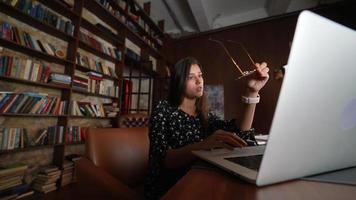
[185,64,204,99]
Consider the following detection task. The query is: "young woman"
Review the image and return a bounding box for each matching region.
[144,57,269,199]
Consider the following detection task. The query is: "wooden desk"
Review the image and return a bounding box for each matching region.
[162,168,356,200]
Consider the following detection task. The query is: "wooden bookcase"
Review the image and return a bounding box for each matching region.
[0,0,166,189]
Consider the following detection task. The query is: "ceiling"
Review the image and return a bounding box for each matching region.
[140,0,344,38]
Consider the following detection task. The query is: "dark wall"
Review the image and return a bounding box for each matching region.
[170,1,356,133]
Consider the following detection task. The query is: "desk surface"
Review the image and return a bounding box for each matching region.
[162,168,356,200]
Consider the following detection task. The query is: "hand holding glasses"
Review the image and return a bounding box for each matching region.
[208,38,256,79]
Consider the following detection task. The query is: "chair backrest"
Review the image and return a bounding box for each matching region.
[85,127,149,187]
[119,113,149,128]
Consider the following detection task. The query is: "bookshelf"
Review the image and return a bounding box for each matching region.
[0,0,166,194]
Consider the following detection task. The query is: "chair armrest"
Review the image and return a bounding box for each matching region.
[75,158,142,200]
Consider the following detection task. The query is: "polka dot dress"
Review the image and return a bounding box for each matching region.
[144,100,253,199]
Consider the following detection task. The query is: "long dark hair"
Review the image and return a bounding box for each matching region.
[168,57,209,128]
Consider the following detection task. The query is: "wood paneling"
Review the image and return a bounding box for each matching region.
[171,1,356,133]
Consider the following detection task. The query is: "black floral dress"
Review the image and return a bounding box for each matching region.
[144,100,254,199]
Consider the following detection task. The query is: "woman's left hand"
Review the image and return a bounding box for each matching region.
[246,62,270,95]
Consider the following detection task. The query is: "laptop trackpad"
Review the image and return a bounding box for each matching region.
[225,155,263,171]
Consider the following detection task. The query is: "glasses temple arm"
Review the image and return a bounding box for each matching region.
[226,40,256,65]
[208,38,245,75]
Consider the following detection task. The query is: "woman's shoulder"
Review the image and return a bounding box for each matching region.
[152,100,176,115]
[155,100,169,108]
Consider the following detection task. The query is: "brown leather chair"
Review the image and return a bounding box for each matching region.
[75,127,149,200]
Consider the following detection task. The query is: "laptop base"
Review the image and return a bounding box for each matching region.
[302,167,356,186]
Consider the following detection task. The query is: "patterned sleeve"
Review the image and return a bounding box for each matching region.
[207,112,239,134]
[207,113,257,145]
[148,100,170,163]
[145,100,171,199]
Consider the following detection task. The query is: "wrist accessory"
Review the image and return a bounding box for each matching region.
[241,94,260,104]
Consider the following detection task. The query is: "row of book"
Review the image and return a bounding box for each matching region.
[64,126,87,143]
[97,0,162,49]
[0,125,88,152]
[0,53,51,83]
[1,0,75,36]
[0,51,74,86]
[79,30,122,60]
[70,101,107,117]
[57,0,74,8]
[73,70,119,97]
[116,0,162,48]
[0,21,66,59]
[0,92,68,115]
[31,126,87,146]
[0,163,34,199]
[76,51,118,78]
[125,48,141,63]
[0,128,28,151]
[31,126,64,145]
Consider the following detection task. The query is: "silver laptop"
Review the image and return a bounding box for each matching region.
[192,10,356,186]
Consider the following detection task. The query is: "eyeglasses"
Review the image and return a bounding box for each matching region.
[208,38,256,79]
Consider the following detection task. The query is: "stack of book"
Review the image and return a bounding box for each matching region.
[87,71,103,94]
[65,154,83,183]
[0,54,52,83]
[1,0,75,36]
[101,79,119,97]
[88,72,118,97]
[0,92,68,115]
[60,161,74,187]
[70,101,106,117]
[32,165,60,194]
[49,73,71,86]
[0,163,33,199]
[72,70,118,97]
[72,70,89,92]
[0,163,27,191]
[102,102,120,117]
[0,21,66,59]
[0,128,29,151]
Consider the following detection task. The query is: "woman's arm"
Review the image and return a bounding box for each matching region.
[239,63,269,131]
[239,92,258,130]
[164,129,247,168]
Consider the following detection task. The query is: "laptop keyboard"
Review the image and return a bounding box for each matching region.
[225,155,263,171]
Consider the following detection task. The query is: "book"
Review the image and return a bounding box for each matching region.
[0,163,27,178]
[15,190,34,199]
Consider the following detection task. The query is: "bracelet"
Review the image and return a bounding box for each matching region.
[241,94,260,104]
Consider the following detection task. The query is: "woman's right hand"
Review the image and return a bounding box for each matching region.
[198,129,248,150]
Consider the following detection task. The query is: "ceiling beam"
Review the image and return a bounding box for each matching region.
[186,0,210,32]
[161,0,184,32]
[265,0,292,16]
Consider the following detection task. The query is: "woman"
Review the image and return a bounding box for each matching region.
[145,57,269,199]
